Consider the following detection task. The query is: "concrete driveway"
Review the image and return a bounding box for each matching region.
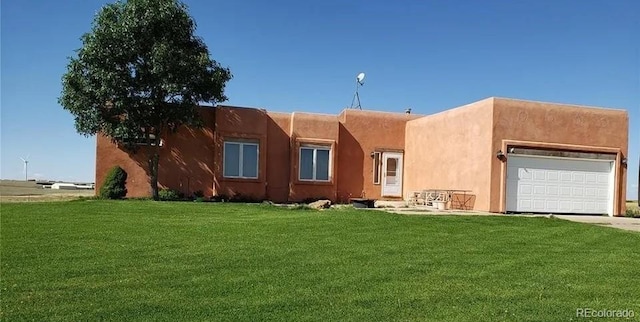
[374,202,640,232]
[553,215,640,232]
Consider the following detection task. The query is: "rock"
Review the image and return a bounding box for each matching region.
[308,199,331,209]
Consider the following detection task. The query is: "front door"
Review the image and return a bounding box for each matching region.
[382,152,403,197]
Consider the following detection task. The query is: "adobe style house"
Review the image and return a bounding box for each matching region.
[96,97,629,216]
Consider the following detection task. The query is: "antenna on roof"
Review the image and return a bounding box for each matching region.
[19,155,30,181]
[350,72,365,109]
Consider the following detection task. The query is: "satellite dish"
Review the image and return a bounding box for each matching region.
[350,71,366,109]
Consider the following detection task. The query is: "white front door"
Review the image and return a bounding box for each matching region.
[506,155,615,216]
[382,152,403,197]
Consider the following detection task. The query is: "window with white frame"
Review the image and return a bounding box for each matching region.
[223,141,259,179]
[299,145,331,181]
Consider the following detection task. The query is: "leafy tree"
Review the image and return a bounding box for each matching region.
[99,166,128,199]
[59,0,231,200]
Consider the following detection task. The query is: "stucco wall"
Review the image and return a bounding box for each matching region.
[95,107,216,198]
[266,112,291,202]
[95,134,150,197]
[337,109,420,202]
[213,106,268,200]
[491,98,629,215]
[404,98,495,210]
[289,112,339,202]
[158,109,216,197]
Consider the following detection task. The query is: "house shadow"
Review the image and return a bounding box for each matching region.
[265,116,291,203]
[336,123,364,203]
[123,121,215,198]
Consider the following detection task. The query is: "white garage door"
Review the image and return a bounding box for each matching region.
[506,155,614,215]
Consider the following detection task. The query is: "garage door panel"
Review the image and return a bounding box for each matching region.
[533,185,545,195]
[572,187,583,197]
[572,202,583,211]
[519,184,532,195]
[519,168,532,180]
[597,188,608,198]
[559,200,572,211]
[559,186,571,196]
[597,175,608,184]
[506,155,613,215]
[532,199,545,211]
[519,199,532,209]
[572,173,585,183]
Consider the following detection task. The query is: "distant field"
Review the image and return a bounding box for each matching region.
[0,180,94,202]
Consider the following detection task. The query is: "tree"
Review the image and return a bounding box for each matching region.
[59,0,231,200]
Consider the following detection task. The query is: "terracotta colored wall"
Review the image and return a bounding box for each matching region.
[337,110,421,202]
[95,107,217,198]
[404,98,495,210]
[289,112,339,202]
[95,134,150,197]
[266,112,291,202]
[491,98,629,215]
[157,108,215,197]
[213,106,268,200]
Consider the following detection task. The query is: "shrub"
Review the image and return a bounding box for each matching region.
[159,188,183,201]
[210,193,262,203]
[211,194,228,202]
[229,193,262,203]
[625,207,640,218]
[193,190,204,199]
[99,166,127,199]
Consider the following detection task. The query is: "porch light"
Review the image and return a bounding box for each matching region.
[621,157,627,165]
[496,150,506,161]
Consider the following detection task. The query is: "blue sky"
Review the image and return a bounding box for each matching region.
[1,0,638,198]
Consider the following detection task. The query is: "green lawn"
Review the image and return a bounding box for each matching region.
[2,201,639,321]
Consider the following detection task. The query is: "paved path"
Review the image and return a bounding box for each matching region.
[377,207,640,232]
[553,215,640,232]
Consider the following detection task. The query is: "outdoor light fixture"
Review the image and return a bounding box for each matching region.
[370,152,375,158]
[496,150,506,161]
[621,157,627,165]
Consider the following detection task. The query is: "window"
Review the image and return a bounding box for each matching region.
[373,152,381,184]
[299,145,331,181]
[117,133,163,147]
[223,141,259,179]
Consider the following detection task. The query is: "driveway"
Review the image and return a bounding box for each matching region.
[379,206,640,232]
[553,215,640,232]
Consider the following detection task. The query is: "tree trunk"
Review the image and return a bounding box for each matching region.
[144,124,163,201]
[149,153,160,200]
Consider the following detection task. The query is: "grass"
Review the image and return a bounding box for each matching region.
[2,201,639,321]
